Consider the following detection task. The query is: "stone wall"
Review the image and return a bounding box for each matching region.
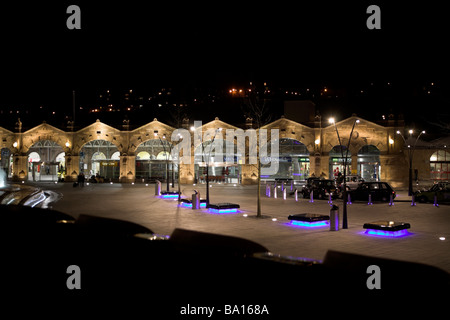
[0,117,446,189]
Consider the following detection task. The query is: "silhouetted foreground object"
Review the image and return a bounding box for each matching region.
[169,228,268,258]
[1,205,449,317]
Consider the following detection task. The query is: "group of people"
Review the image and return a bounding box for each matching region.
[75,172,107,186]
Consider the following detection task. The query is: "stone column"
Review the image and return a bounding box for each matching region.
[180,163,195,184]
[241,163,257,185]
[319,155,329,179]
[309,153,321,178]
[379,154,407,189]
[351,155,358,176]
[120,155,136,183]
[12,155,27,182]
[64,154,80,182]
[413,150,433,185]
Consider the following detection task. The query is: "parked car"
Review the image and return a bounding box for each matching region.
[343,175,365,190]
[414,181,450,203]
[349,181,396,202]
[301,179,338,200]
[336,175,365,194]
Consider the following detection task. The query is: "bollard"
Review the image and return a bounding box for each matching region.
[309,190,314,203]
[434,193,439,207]
[368,193,373,205]
[274,185,278,199]
[281,181,284,192]
[192,190,200,209]
[295,189,298,201]
[347,193,352,205]
[155,180,161,196]
[411,194,416,206]
[328,193,333,204]
[291,180,294,191]
[330,204,339,231]
[389,193,394,206]
[265,183,269,197]
[267,184,271,198]
[283,187,287,200]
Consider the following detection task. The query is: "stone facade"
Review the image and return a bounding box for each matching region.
[0,116,448,189]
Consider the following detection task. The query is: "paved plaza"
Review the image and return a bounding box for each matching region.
[43,181,450,274]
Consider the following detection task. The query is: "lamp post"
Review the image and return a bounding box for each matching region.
[176,132,182,202]
[203,128,222,207]
[396,129,425,196]
[155,132,171,192]
[329,117,359,229]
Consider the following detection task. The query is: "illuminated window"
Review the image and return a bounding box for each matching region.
[28,152,41,163]
[430,150,450,181]
[136,151,150,160]
[358,145,381,182]
[111,151,120,160]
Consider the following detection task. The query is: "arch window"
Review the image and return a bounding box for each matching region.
[135,139,175,182]
[329,145,351,179]
[194,139,241,184]
[357,145,381,181]
[262,138,310,182]
[28,152,41,163]
[80,140,119,180]
[430,150,450,181]
[27,140,64,181]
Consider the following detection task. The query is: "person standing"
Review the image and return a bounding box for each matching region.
[80,172,85,187]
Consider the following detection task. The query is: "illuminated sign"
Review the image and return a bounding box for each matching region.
[100,161,118,166]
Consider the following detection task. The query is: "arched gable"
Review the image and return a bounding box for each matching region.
[129,119,177,155]
[322,116,390,154]
[73,120,122,154]
[21,122,69,153]
[261,117,315,153]
[0,126,15,151]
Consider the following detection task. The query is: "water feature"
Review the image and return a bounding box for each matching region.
[0,171,48,207]
[0,169,5,188]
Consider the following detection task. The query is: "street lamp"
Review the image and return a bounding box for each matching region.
[396,129,425,196]
[203,127,222,207]
[176,133,183,202]
[329,117,359,229]
[155,131,171,192]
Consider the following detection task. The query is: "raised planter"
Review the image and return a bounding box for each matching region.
[159,191,181,199]
[207,203,240,213]
[288,213,330,227]
[363,220,411,237]
[180,198,207,208]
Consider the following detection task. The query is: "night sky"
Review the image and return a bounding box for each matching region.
[1,1,450,134]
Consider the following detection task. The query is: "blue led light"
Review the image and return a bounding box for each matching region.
[365,229,410,237]
[208,208,239,214]
[180,202,192,208]
[289,220,329,227]
[159,194,179,199]
[180,202,207,208]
